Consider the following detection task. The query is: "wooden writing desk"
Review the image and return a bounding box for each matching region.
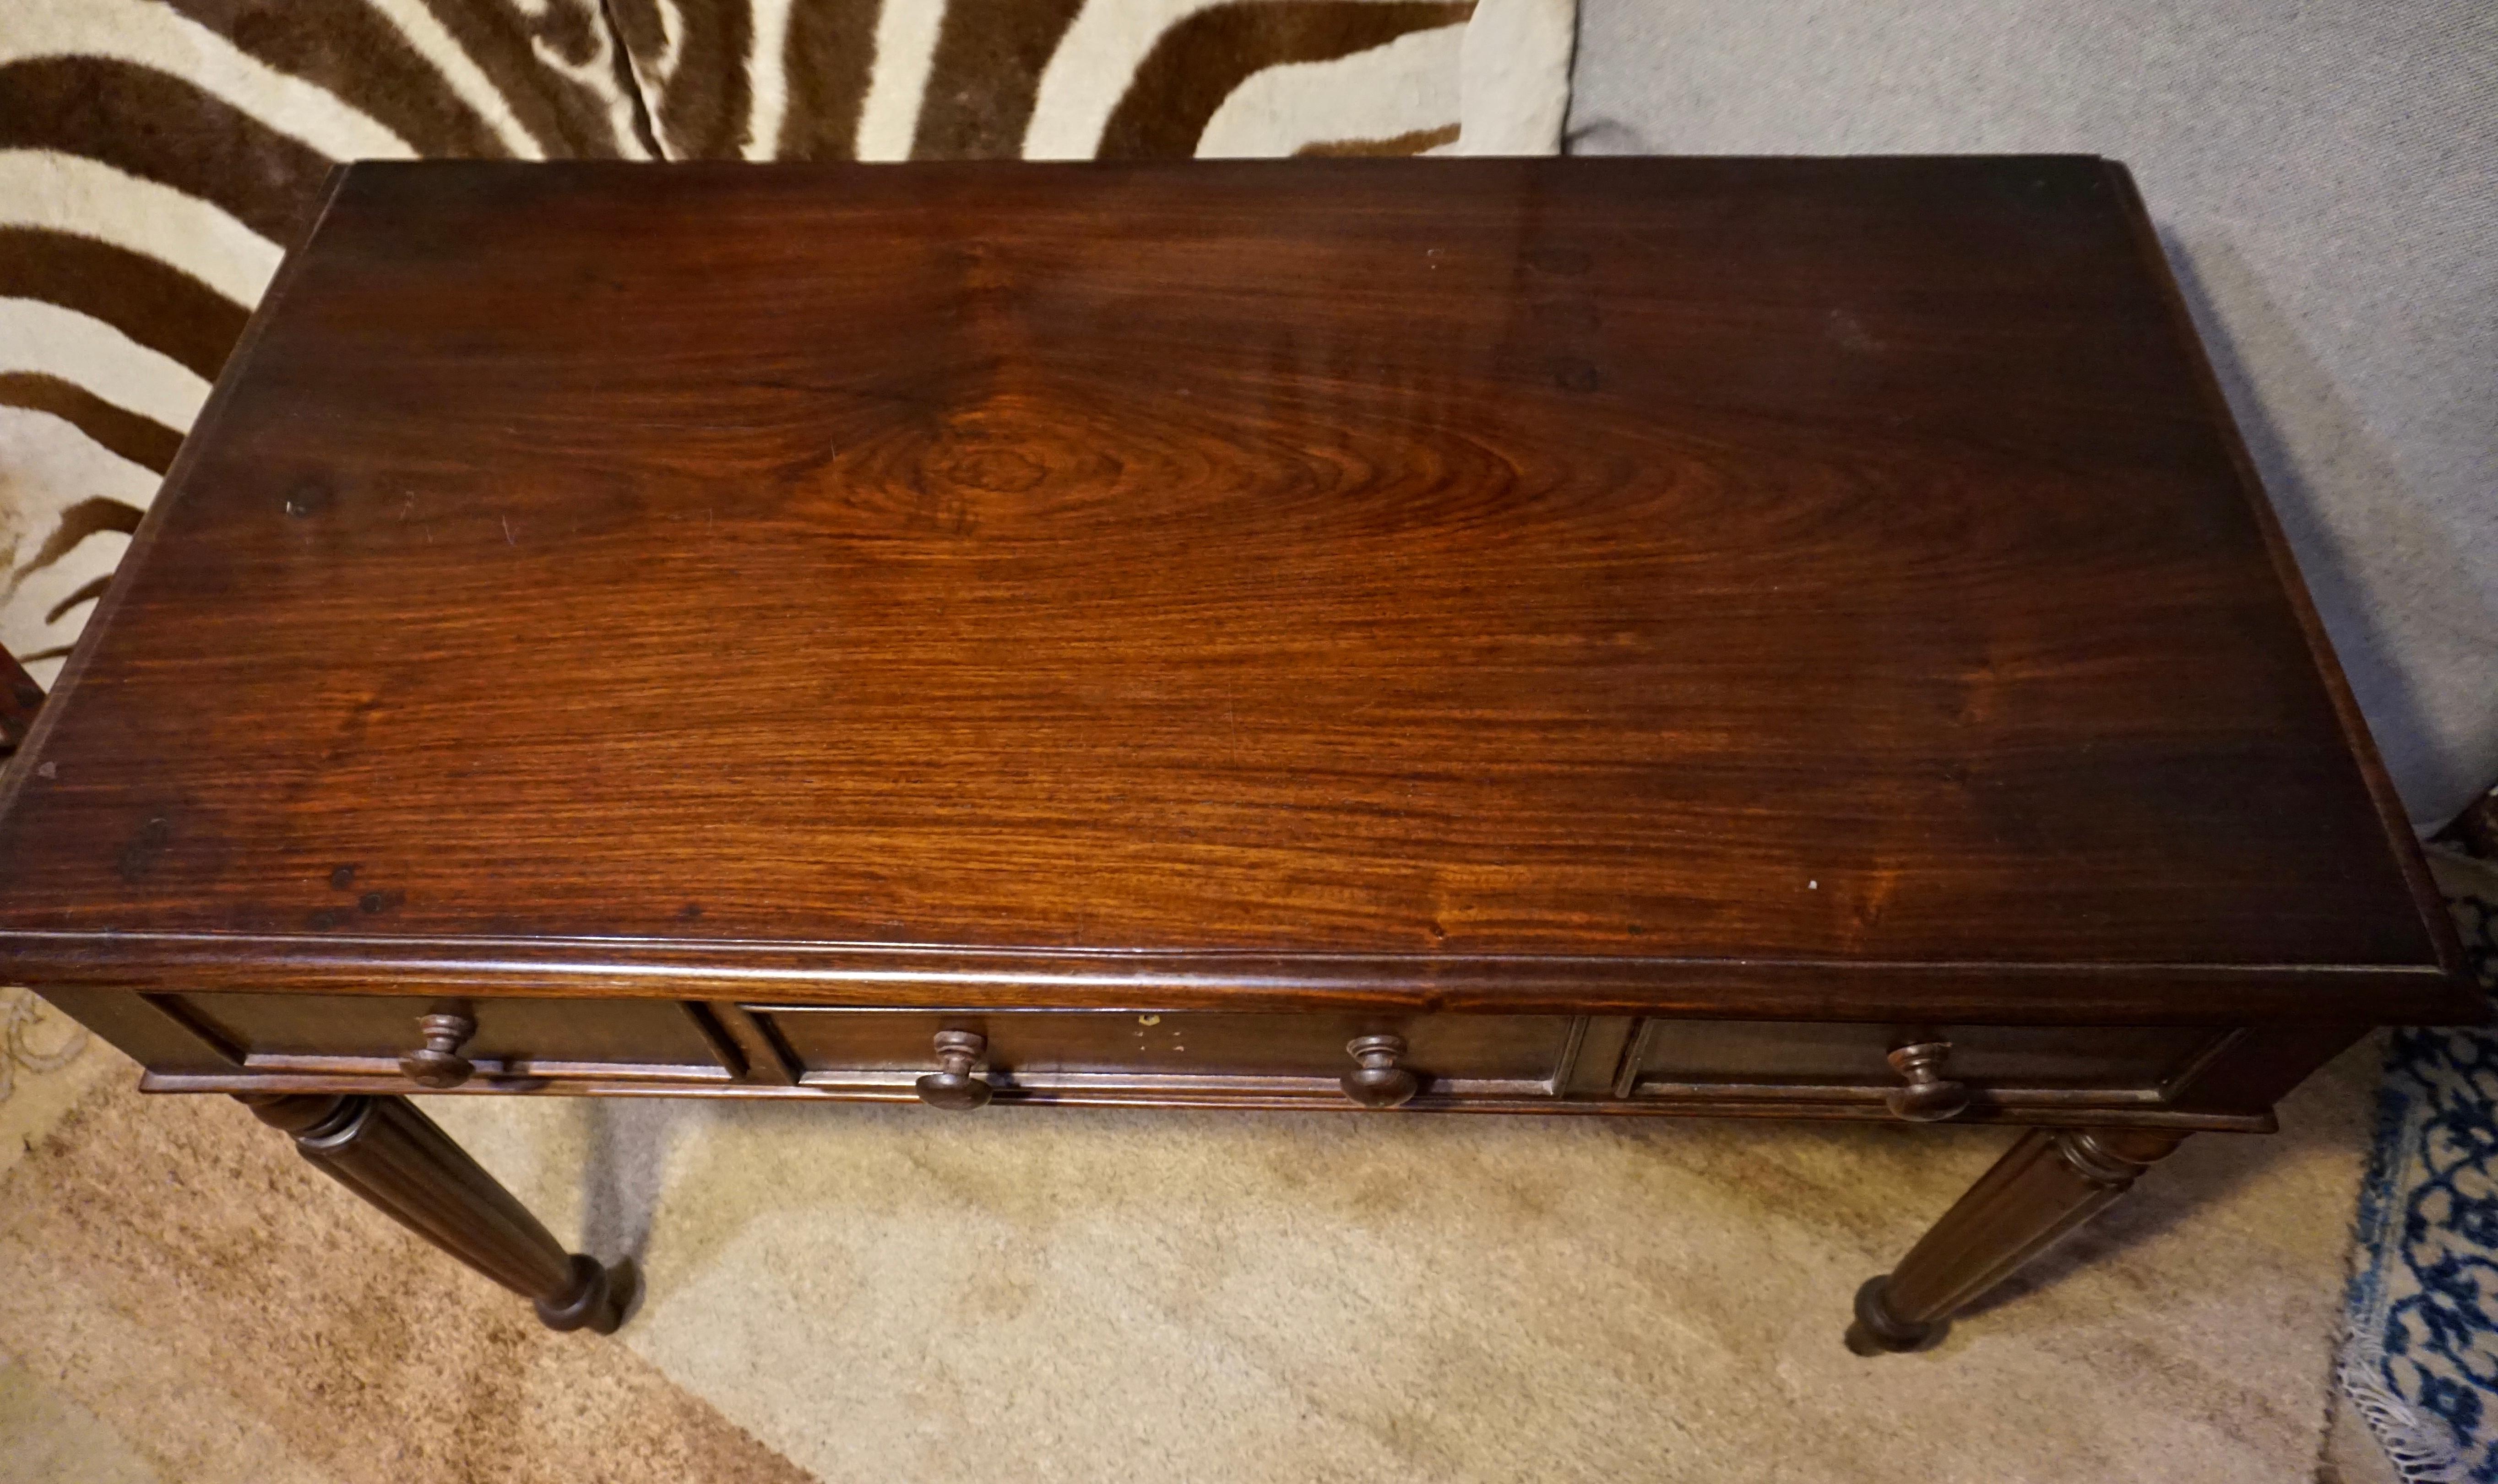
[0,157,2469,1349]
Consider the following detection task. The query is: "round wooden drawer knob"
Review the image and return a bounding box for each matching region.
[916,1029,993,1110]
[400,1011,478,1089]
[1883,1040,1970,1121]
[1341,1033,1419,1109]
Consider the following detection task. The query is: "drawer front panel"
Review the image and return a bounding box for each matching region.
[752,1007,1580,1099]
[1620,1020,2226,1101]
[165,992,738,1083]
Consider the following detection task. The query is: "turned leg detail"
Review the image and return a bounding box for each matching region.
[1846,1126,2188,1355]
[241,1094,633,1335]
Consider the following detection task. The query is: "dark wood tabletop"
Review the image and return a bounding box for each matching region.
[0,157,2464,1024]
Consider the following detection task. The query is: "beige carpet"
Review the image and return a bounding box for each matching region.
[0,1001,2398,1483]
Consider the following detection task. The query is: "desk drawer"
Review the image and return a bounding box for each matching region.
[1617,1020,2228,1107]
[161,992,740,1085]
[749,1007,1580,1103]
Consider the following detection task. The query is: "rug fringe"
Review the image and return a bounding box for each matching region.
[2339,1340,2466,1483]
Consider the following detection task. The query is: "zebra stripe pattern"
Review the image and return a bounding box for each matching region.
[0,0,1574,681]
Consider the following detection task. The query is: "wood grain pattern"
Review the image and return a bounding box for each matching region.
[0,646,40,750]
[0,158,2468,1025]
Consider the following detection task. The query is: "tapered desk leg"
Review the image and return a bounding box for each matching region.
[1846,1126,2188,1355]
[241,1093,633,1335]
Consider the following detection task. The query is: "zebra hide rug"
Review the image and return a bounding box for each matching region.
[0,0,1575,682]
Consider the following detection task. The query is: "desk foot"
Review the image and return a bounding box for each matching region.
[241,1093,631,1336]
[1845,1126,2187,1356]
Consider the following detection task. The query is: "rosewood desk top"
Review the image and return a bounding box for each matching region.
[0,157,2466,1026]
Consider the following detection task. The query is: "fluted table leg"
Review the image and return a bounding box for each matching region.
[241,1093,633,1334]
[1846,1126,2189,1354]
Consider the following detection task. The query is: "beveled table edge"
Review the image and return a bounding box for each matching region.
[2099,159,2467,996]
[0,928,2474,1025]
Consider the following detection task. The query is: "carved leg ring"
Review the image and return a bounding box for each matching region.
[242,1094,633,1335]
[1846,1126,2188,1355]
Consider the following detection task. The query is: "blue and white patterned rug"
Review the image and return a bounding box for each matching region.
[2341,844,2498,1482]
